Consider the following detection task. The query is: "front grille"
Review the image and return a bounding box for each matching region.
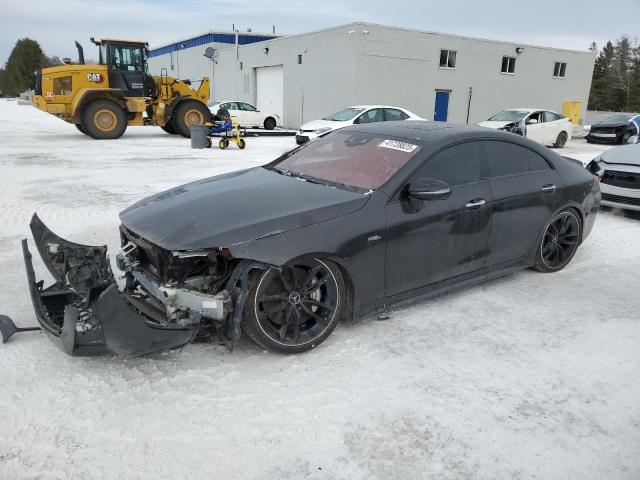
[591,127,616,134]
[601,170,640,189]
[601,193,640,206]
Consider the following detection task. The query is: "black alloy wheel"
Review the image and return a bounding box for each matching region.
[534,210,581,272]
[242,258,344,353]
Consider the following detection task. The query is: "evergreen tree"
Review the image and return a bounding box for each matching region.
[2,38,49,96]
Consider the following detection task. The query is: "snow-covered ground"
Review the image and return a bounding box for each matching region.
[0,100,638,480]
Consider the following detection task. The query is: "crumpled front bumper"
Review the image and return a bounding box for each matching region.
[23,214,199,356]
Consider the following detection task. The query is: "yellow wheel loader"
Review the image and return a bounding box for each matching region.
[32,38,211,139]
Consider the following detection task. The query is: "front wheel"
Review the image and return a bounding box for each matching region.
[554,131,568,148]
[242,258,345,353]
[160,123,177,135]
[238,138,246,149]
[74,123,87,135]
[172,100,211,138]
[533,209,582,273]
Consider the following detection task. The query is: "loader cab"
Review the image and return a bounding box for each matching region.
[92,38,153,97]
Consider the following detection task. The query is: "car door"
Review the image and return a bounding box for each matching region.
[385,141,493,298]
[542,111,562,144]
[238,102,261,127]
[479,140,564,269]
[354,108,384,125]
[525,111,547,144]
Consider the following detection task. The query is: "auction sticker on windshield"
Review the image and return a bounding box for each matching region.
[379,139,419,153]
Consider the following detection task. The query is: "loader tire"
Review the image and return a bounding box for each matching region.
[81,100,127,140]
[172,100,210,138]
[160,123,177,134]
[74,123,87,135]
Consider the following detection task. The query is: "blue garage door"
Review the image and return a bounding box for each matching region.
[434,90,450,122]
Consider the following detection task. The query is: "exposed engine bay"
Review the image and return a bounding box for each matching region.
[23,213,263,356]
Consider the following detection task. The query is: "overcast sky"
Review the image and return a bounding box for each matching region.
[1,0,638,64]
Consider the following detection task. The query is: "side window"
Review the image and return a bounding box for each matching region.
[385,109,409,121]
[527,111,543,124]
[546,111,562,122]
[225,102,238,110]
[483,141,550,177]
[415,142,481,187]
[239,103,257,111]
[356,108,384,124]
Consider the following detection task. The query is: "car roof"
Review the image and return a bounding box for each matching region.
[507,108,557,113]
[349,105,410,110]
[342,120,496,141]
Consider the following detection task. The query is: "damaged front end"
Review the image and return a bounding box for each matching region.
[24,214,242,356]
[499,121,525,136]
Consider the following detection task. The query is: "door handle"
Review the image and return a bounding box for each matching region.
[465,199,486,209]
[541,184,556,193]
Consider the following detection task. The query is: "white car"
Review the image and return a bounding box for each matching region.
[296,105,422,145]
[478,108,573,148]
[209,101,281,130]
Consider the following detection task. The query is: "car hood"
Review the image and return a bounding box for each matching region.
[120,167,369,251]
[600,144,640,166]
[478,120,512,129]
[299,119,349,131]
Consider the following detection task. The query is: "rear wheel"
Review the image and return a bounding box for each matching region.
[172,100,210,138]
[554,131,568,148]
[160,123,177,134]
[242,258,345,353]
[80,100,127,139]
[238,138,246,149]
[263,117,276,130]
[533,209,581,273]
[219,138,228,149]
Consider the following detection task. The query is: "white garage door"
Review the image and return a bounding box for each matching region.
[256,65,284,125]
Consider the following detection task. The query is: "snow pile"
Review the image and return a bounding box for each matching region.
[0,101,638,479]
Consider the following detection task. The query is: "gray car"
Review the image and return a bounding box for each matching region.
[587,142,640,211]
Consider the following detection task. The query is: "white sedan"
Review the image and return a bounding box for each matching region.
[296,105,422,145]
[209,101,281,130]
[478,108,573,148]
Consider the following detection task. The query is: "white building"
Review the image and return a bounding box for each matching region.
[149,23,596,129]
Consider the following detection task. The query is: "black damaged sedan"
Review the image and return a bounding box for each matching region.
[20,122,600,355]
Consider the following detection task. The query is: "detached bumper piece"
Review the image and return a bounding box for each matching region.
[24,214,198,356]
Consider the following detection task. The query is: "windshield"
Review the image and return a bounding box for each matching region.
[323,108,365,121]
[270,131,421,191]
[488,110,529,122]
[601,115,633,124]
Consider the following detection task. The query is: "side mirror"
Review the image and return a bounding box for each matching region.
[627,135,639,144]
[407,178,451,200]
[526,118,538,125]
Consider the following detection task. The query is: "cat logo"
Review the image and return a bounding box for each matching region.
[87,73,104,83]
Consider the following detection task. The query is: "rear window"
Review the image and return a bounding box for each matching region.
[483,141,550,177]
[272,131,422,191]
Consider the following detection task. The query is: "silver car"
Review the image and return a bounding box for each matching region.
[587,140,640,211]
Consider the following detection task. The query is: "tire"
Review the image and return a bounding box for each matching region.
[263,117,276,130]
[238,138,246,149]
[160,123,177,134]
[554,131,568,148]
[242,258,345,354]
[80,100,127,140]
[74,123,87,135]
[533,209,582,273]
[206,138,212,148]
[219,138,228,149]
[172,100,211,138]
